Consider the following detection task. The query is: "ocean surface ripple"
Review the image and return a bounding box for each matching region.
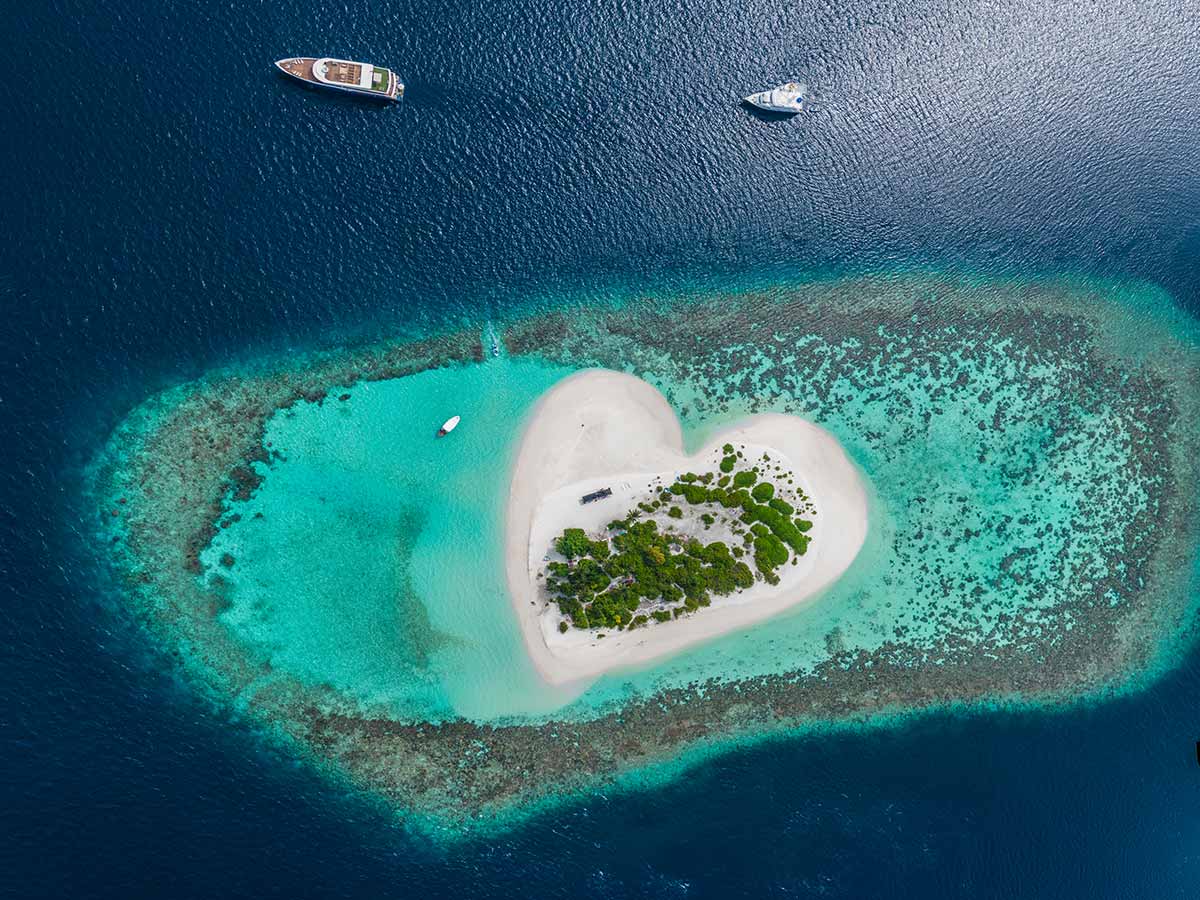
[5,0,1200,896]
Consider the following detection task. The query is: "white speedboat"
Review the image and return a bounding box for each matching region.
[744,82,808,113]
[437,415,461,437]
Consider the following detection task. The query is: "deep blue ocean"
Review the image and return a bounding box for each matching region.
[5,0,1200,896]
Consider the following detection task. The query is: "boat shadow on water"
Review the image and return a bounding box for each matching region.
[740,102,802,122]
[273,71,400,111]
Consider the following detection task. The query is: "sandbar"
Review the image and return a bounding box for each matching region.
[505,369,870,685]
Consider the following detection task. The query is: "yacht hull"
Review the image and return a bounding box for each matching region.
[743,83,806,114]
[275,57,403,102]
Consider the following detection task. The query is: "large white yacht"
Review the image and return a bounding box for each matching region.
[275,57,403,101]
[744,82,808,114]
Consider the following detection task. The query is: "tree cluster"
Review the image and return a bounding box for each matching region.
[544,457,815,631]
[546,519,754,630]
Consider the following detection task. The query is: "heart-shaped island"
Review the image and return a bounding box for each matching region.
[86,273,1200,823]
[506,370,869,684]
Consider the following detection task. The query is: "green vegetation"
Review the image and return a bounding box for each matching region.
[769,497,793,515]
[732,470,757,488]
[555,527,607,560]
[545,518,755,630]
[544,453,815,631]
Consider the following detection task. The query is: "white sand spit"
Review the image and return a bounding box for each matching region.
[505,369,869,686]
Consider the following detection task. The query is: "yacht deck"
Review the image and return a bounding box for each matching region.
[275,57,402,100]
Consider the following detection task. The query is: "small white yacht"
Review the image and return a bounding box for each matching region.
[437,415,460,437]
[744,82,808,114]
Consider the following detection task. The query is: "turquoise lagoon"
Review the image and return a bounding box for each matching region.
[201,359,578,721]
[194,273,1200,730]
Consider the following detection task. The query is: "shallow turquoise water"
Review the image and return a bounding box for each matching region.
[202,276,1176,724]
[16,0,1200,886]
[202,357,581,720]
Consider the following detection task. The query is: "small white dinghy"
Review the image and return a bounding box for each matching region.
[744,82,808,114]
[437,415,461,437]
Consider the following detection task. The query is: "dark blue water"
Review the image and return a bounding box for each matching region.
[5,0,1200,896]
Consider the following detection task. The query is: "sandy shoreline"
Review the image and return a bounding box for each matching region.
[88,272,1200,820]
[505,369,870,686]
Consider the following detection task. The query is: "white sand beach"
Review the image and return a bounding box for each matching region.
[505,369,869,686]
